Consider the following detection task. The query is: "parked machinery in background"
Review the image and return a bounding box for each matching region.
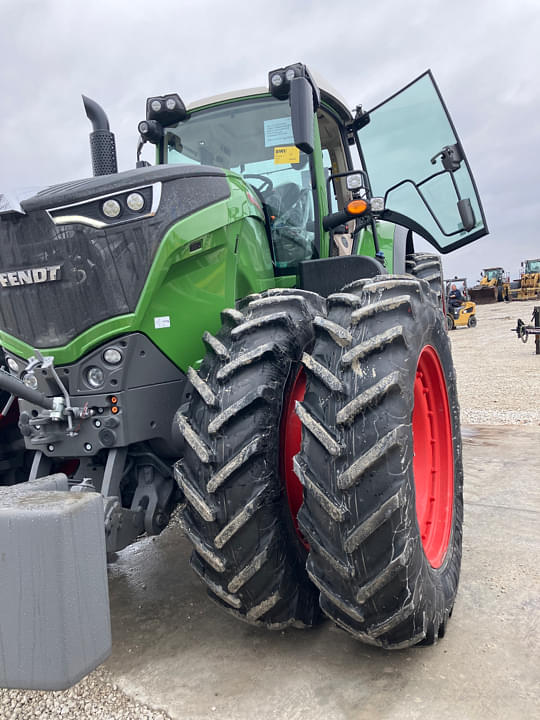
[512,307,540,354]
[445,278,477,329]
[469,267,506,304]
[504,259,540,301]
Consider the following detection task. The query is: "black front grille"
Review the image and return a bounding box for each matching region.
[0,165,229,348]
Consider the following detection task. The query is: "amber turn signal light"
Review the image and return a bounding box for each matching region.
[346,199,368,215]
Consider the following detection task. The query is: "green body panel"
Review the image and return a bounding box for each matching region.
[0,174,285,369]
[356,221,396,273]
[310,121,331,260]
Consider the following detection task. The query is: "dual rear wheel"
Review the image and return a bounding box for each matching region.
[177,277,463,647]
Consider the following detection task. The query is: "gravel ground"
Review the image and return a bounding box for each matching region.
[448,298,540,425]
[0,668,172,720]
[1,298,539,719]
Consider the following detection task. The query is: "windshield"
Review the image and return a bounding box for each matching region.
[485,269,502,280]
[525,260,540,273]
[165,96,316,270]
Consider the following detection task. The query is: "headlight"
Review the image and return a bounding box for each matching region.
[86,366,105,389]
[346,174,364,192]
[370,197,385,212]
[7,358,19,373]
[150,99,162,113]
[22,372,38,390]
[126,193,145,212]
[103,348,123,365]
[270,73,283,87]
[102,199,121,218]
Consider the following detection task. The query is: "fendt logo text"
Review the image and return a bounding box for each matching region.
[0,265,62,288]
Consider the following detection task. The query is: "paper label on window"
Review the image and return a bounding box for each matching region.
[264,117,294,147]
[274,146,300,164]
[154,316,171,329]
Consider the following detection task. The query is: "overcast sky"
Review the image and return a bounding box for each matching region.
[1,0,539,282]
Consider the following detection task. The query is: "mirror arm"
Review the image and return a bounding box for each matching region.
[430,143,463,172]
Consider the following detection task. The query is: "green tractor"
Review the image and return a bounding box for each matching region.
[0,63,487,689]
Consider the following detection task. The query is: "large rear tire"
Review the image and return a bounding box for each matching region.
[176,289,324,628]
[296,276,463,648]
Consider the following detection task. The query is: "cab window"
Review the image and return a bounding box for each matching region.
[165,97,316,271]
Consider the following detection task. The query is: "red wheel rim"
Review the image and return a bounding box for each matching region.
[280,369,309,549]
[412,345,454,568]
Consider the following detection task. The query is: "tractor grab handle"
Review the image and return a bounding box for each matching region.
[0,368,54,410]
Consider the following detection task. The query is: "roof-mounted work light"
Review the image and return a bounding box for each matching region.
[145,93,187,127]
[268,63,320,110]
[137,93,187,151]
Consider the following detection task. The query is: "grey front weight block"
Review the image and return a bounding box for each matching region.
[0,475,111,690]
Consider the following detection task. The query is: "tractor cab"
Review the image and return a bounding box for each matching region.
[141,63,488,289]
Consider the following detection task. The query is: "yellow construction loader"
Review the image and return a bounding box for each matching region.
[504,259,540,301]
[469,267,506,304]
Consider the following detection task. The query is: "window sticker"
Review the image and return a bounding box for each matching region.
[154,316,171,329]
[264,117,294,147]
[274,146,300,164]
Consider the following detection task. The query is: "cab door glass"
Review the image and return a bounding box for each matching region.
[357,72,487,252]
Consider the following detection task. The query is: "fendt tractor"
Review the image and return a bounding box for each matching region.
[0,63,488,690]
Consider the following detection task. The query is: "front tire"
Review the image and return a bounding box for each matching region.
[176,289,324,628]
[406,253,443,308]
[296,276,463,648]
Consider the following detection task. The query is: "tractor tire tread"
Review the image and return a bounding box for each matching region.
[297,274,463,649]
[177,290,325,627]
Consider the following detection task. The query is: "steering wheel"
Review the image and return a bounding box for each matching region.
[243,174,274,194]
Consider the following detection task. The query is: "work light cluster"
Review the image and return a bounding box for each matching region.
[101,192,145,219]
[84,346,123,389]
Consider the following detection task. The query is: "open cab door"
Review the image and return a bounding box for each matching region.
[355,71,488,253]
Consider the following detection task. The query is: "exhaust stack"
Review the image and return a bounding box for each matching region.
[82,95,118,176]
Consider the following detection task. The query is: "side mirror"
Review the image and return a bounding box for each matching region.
[268,64,319,155]
[457,198,475,231]
[289,76,315,154]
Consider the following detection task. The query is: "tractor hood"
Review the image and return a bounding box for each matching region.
[0,164,229,349]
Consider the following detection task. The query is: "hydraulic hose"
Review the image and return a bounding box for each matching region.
[0,369,55,410]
